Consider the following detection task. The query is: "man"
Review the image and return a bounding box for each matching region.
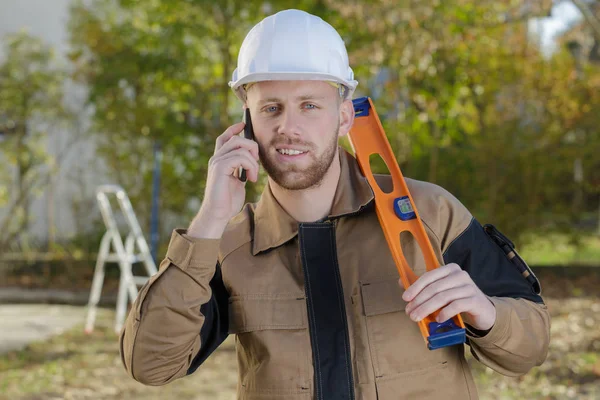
[120,9,550,400]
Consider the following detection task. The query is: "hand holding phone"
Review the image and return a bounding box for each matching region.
[193,116,258,236]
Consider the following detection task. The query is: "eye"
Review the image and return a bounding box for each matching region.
[304,103,317,110]
[265,105,279,113]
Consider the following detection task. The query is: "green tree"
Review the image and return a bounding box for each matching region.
[69,0,278,228]
[330,0,598,242]
[67,0,599,245]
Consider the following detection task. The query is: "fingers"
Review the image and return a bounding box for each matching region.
[404,268,471,315]
[397,263,495,329]
[406,285,475,322]
[402,263,462,302]
[210,123,260,182]
[215,122,245,152]
[210,148,259,182]
[217,134,259,160]
[436,298,475,323]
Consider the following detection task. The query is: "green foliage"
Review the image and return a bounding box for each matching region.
[520,232,600,266]
[65,0,600,245]
[329,0,600,242]
[68,0,276,228]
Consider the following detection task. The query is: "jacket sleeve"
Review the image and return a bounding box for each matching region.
[408,179,550,377]
[464,296,550,376]
[119,229,230,386]
[442,216,550,377]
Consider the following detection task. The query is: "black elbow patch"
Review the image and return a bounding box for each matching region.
[483,224,541,295]
[186,263,230,375]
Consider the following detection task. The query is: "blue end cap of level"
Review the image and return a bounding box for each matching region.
[353,96,371,116]
[427,320,466,350]
[394,196,416,221]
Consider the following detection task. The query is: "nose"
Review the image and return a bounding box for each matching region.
[276,108,302,137]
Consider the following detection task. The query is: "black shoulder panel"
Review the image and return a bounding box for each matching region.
[443,218,543,303]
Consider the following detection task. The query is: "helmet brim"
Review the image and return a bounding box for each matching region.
[229,71,358,101]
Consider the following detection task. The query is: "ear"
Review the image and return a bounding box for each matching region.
[338,98,355,138]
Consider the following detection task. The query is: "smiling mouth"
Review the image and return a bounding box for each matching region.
[277,148,307,156]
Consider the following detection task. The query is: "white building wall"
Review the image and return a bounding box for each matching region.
[0,0,109,246]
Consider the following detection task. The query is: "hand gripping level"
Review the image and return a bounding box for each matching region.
[348,97,466,350]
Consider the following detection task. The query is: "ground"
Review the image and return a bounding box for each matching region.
[0,295,598,400]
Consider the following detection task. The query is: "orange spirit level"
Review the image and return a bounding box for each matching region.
[348,97,466,350]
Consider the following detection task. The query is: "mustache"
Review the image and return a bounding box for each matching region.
[268,138,313,148]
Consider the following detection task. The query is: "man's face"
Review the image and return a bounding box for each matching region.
[245,80,354,190]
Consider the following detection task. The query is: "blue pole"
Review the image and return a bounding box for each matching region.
[150,140,162,264]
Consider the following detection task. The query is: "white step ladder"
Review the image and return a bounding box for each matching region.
[85,185,158,334]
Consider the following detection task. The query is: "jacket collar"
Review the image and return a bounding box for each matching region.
[252,147,374,255]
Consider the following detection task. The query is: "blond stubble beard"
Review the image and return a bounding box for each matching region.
[258,124,340,191]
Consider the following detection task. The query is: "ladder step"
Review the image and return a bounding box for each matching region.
[105,254,144,263]
[88,186,158,334]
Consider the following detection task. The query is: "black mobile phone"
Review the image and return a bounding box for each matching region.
[238,108,255,182]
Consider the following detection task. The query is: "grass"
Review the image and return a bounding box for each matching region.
[467,296,600,400]
[519,233,600,266]
[1,296,599,400]
[0,308,238,400]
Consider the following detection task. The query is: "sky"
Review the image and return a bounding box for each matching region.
[529,1,586,55]
[0,0,72,60]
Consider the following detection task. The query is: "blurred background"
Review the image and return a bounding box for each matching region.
[0,0,598,399]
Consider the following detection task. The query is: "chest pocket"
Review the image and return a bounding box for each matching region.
[357,278,454,377]
[228,294,312,399]
[355,278,474,399]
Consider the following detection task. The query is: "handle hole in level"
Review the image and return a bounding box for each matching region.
[369,153,394,194]
[399,230,427,277]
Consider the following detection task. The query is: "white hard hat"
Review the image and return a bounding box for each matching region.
[229,9,358,101]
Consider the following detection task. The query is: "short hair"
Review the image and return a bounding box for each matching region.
[242,81,348,102]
